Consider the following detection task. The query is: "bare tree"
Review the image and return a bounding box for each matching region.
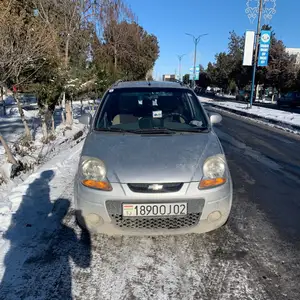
[0,0,54,140]
[34,0,96,128]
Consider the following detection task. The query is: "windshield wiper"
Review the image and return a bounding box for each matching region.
[130,128,176,134]
[164,127,209,133]
[94,127,173,134]
[94,127,134,133]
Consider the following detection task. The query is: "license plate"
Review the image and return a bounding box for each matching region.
[122,203,187,217]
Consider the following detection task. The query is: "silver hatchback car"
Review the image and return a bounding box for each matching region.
[75,81,232,235]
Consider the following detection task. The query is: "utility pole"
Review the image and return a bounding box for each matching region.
[186,33,208,89]
[177,54,186,81]
[249,0,263,108]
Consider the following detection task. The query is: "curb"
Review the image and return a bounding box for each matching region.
[204,102,300,134]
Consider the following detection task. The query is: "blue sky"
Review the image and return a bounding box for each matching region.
[126,0,300,79]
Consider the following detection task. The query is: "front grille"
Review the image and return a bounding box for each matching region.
[128,182,183,193]
[110,213,201,230]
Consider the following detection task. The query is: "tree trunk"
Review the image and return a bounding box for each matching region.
[80,99,83,114]
[0,135,17,165]
[65,100,73,128]
[14,93,32,140]
[64,34,72,127]
[41,117,48,143]
[61,93,66,125]
[65,34,70,67]
[40,104,49,143]
[256,83,260,100]
[61,110,66,124]
[0,86,5,116]
[51,114,55,133]
[114,46,117,71]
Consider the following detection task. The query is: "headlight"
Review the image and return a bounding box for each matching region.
[199,155,227,189]
[80,157,112,191]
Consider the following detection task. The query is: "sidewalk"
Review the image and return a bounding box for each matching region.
[200,97,300,134]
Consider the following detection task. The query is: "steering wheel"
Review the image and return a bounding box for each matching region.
[162,113,189,124]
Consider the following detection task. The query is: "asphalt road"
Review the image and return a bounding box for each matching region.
[1,108,300,300]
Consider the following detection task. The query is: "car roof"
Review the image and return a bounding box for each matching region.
[111,80,189,90]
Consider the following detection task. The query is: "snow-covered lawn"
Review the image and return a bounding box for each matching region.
[200,97,300,130]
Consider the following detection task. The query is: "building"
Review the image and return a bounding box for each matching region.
[162,74,176,82]
[286,48,300,65]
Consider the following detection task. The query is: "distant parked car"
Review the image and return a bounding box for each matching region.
[205,90,216,97]
[236,90,251,102]
[3,95,16,105]
[277,92,300,108]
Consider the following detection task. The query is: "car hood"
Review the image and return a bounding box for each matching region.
[81,131,223,183]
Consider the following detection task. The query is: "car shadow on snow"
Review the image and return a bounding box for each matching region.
[0,170,91,300]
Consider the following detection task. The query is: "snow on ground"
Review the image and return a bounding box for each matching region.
[200,97,300,129]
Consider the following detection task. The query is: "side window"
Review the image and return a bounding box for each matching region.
[186,92,207,126]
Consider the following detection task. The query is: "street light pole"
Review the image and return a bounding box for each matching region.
[186,33,208,89]
[177,54,186,81]
[249,0,264,108]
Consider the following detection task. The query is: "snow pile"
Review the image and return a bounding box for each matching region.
[0,122,85,183]
[255,99,275,104]
[200,97,300,131]
[22,108,39,119]
[215,93,235,99]
[0,101,92,186]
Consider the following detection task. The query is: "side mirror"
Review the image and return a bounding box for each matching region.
[78,113,92,125]
[210,113,222,125]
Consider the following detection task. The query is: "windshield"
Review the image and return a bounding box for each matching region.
[94,88,209,132]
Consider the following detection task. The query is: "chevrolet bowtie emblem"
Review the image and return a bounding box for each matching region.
[148,184,163,190]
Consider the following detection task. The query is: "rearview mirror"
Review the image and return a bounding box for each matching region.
[210,113,222,124]
[78,113,92,125]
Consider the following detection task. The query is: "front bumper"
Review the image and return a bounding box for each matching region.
[74,177,233,236]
